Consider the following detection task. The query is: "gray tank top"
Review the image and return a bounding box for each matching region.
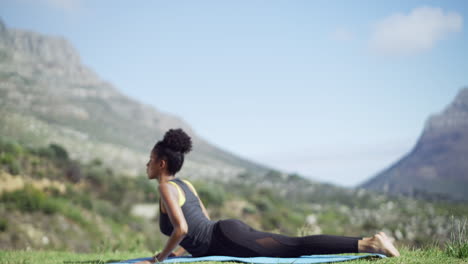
[159,178,217,257]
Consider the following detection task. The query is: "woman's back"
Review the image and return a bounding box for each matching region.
[159,178,217,257]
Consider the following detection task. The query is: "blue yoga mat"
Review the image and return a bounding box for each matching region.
[108,254,386,264]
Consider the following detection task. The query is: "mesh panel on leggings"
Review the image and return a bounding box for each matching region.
[255,237,282,248]
[254,236,302,257]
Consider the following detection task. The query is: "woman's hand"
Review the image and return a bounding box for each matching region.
[153,252,164,262]
[153,252,176,262]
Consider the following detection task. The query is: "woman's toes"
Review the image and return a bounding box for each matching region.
[378,232,396,244]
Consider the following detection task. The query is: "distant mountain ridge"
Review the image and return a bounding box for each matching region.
[0,18,271,179]
[360,88,468,201]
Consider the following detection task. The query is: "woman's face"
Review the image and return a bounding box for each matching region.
[146,152,160,180]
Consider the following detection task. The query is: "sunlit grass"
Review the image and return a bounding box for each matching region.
[1,246,467,264]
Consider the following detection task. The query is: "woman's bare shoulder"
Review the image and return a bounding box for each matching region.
[158,182,179,197]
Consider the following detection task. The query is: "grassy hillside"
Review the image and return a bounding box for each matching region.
[0,139,467,254]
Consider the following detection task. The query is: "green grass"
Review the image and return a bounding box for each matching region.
[445,216,468,259]
[0,250,150,264]
[1,246,467,264]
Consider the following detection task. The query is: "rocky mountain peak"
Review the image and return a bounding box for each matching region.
[0,18,81,66]
[0,18,105,88]
[360,86,468,201]
[10,29,81,65]
[423,87,468,135]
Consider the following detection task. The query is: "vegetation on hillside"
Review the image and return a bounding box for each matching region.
[0,139,467,254]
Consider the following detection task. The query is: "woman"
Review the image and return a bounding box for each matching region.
[141,128,400,263]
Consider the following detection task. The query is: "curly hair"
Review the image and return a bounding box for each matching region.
[152,128,193,175]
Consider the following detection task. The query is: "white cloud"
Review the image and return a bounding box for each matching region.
[369,6,463,56]
[330,27,355,42]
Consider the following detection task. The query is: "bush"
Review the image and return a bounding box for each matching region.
[8,160,21,175]
[136,175,159,202]
[59,199,88,226]
[242,204,257,214]
[264,170,283,181]
[0,218,7,232]
[0,185,58,214]
[34,146,53,158]
[66,161,83,182]
[86,166,109,186]
[0,153,21,175]
[253,196,274,212]
[49,143,69,160]
[42,199,61,214]
[1,141,24,156]
[0,153,14,165]
[34,143,69,161]
[195,182,226,207]
[90,158,103,166]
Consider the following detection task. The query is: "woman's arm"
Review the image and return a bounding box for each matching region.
[155,182,189,262]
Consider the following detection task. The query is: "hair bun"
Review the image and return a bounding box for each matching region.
[162,128,193,154]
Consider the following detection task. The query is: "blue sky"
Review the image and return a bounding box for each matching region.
[1,0,467,187]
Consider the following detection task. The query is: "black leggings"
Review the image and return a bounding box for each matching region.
[202,219,362,257]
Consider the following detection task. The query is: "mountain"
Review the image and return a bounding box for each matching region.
[360,87,468,201]
[0,18,271,178]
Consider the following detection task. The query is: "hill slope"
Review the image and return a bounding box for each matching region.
[360,87,468,201]
[0,18,270,178]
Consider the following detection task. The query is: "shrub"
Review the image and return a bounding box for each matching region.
[1,141,24,156]
[0,153,14,165]
[264,170,283,181]
[195,182,226,207]
[0,218,7,232]
[59,200,88,226]
[136,175,159,202]
[0,153,21,175]
[33,143,69,161]
[0,185,58,214]
[41,199,61,215]
[253,196,274,212]
[287,173,304,182]
[8,160,21,175]
[86,166,108,186]
[66,161,83,182]
[242,204,256,214]
[90,158,103,166]
[35,146,55,159]
[49,143,69,160]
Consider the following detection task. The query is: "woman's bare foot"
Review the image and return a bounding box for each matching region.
[378,231,396,244]
[359,233,400,257]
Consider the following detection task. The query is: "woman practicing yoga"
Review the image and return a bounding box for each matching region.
[138,128,400,263]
